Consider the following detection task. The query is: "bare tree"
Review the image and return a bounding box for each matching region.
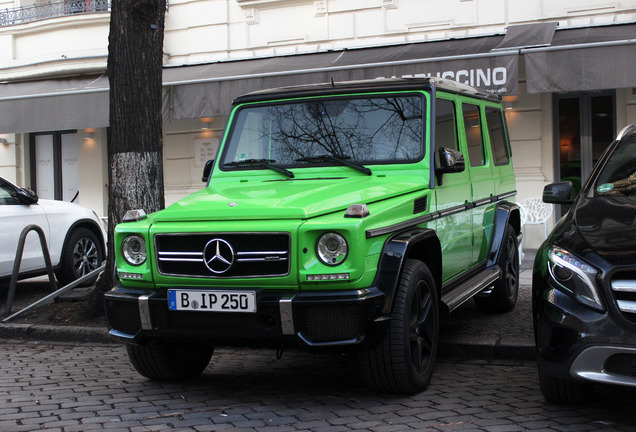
[84,0,166,318]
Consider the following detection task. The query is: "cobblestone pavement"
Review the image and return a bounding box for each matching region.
[2,339,636,431]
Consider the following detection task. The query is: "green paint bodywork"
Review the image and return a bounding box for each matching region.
[114,86,516,296]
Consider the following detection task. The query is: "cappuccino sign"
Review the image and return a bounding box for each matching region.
[387,54,518,95]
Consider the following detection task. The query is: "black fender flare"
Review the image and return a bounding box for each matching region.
[487,201,521,267]
[372,228,442,315]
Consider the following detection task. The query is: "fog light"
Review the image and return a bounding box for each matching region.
[119,272,144,280]
[307,273,350,281]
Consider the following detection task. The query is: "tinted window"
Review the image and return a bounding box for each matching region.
[462,103,485,167]
[485,107,510,166]
[0,182,19,205]
[435,98,458,151]
[594,135,636,197]
[222,95,425,167]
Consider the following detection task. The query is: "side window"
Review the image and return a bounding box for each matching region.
[435,98,458,152]
[0,184,19,205]
[485,107,510,166]
[462,103,485,167]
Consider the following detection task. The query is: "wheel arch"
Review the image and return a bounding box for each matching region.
[374,228,442,315]
[61,219,107,259]
[487,201,521,267]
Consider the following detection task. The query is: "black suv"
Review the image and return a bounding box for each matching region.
[533,124,636,403]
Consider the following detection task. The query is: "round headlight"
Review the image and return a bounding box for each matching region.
[122,235,147,266]
[316,232,348,266]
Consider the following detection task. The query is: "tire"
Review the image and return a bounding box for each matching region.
[360,259,439,394]
[538,368,589,404]
[55,227,103,287]
[475,224,519,313]
[126,340,214,381]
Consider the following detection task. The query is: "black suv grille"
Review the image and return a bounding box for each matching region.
[155,233,290,278]
[610,272,636,322]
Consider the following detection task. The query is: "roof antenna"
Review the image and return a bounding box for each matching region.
[330,77,335,88]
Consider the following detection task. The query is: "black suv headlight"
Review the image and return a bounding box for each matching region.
[547,247,603,311]
[122,235,147,266]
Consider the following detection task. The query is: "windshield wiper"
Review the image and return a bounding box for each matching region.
[295,154,372,176]
[224,159,295,178]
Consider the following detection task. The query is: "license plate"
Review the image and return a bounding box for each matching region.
[168,289,256,313]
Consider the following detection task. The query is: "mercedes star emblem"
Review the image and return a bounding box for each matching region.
[203,238,235,274]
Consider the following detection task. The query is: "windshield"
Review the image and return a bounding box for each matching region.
[593,134,636,197]
[221,94,426,169]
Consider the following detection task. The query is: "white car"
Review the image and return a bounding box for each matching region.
[0,176,106,286]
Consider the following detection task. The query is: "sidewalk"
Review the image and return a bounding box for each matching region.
[0,251,538,360]
[439,249,536,360]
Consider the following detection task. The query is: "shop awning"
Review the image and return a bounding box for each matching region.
[164,34,518,119]
[0,32,518,133]
[0,75,109,133]
[493,22,557,51]
[524,23,636,93]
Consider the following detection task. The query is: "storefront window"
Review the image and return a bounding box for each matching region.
[554,92,615,215]
[30,131,79,202]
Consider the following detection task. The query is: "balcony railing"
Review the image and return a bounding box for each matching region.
[0,0,110,27]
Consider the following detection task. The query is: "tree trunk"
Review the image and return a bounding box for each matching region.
[84,0,166,318]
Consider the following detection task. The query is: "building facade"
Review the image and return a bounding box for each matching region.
[1,0,636,247]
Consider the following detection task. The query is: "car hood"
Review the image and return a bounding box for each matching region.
[37,199,99,219]
[154,176,427,222]
[554,196,636,267]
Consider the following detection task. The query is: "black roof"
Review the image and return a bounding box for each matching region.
[232,77,502,105]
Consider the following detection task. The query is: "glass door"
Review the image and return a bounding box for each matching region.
[554,92,615,215]
[30,131,79,202]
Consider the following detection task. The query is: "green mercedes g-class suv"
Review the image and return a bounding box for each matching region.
[105,77,521,394]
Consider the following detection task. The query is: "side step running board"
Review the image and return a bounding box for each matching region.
[441,266,501,313]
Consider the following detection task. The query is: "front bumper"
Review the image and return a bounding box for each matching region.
[535,286,636,388]
[105,286,386,349]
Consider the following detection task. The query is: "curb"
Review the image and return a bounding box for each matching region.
[439,336,536,361]
[0,323,536,361]
[0,323,112,344]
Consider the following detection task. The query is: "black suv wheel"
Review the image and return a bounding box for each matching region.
[475,224,519,313]
[126,340,214,381]
[361,259,439,394]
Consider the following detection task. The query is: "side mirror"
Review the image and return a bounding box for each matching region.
[436,148,465,186]
[543,181,574,205]
[16,187,38,205]
[202,159,214,183]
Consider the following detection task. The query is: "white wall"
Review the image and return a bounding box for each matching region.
[2,0,636,77]
[77,128,108,217]
[0,134,18,182]
[162,0,636,65]
[0,12,109,81]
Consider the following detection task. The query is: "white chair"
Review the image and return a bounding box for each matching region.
[518,197,553,245]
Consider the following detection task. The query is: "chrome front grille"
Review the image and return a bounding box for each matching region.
[155,233,290,278]
[610,275,636,321]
